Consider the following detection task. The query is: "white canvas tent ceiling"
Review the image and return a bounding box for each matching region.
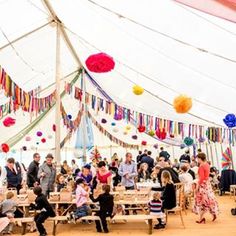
[0,0,236,149]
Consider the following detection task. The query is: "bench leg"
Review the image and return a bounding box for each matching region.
[52,221,56,236]
[21,223,27,235]
[148,219,152,234]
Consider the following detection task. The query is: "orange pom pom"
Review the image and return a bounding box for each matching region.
[173,95,192,113]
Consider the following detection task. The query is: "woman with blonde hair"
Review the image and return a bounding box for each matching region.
[161,171,176,211]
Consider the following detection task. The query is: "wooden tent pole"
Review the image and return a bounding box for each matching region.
[55,23,61,166]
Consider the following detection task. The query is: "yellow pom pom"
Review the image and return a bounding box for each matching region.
[133,85,144,95]
[126,125,131,130]
[173,95,192,113]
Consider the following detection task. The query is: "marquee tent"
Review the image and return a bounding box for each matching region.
[0,0,236,167]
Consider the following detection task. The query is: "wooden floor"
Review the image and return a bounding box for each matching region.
[12,195,236,236]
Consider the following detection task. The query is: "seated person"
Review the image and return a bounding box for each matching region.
[138,163,150,182]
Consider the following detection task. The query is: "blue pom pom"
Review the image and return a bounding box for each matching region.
[111,122,116,126]
[67,114,72,120]
[223,114,236,128]
[184,137,194,146]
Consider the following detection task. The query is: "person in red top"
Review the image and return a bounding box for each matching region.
[97,161,112,185]
[193,153,219,224]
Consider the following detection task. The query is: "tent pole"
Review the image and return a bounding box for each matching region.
[82,70,87,163]
[55,23,61,167]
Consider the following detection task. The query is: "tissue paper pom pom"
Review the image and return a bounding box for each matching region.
[22,146,27,151]
[25,136,31,142]
[138,125,146,133]
[126,125,131,130]
[180,144,186,149]
[111,122,116,126]
[101,118,107,124]
[85,53,115,73]
[173,95,192,113]
[148,130,155,137]
[132,135,138,140]
[141,141,147,146]
[52,124,56,132]
[223,114,236,128]
[123,131,128,135]
[170,134,175,138]
[67,114,72,120]
[133,85,144,95]
[184,137,194,146]
[3,117,16,127]
[113,128,119,133]
[1,143,9,153]
[36,142,39,145]
[153,144,158,149]
[41,138,46,143]
[11,149,16,154]
[36,131,43,137]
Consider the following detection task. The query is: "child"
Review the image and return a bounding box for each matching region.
[149,192,165,229]
[57,174,66,192]
[90,184,114,233]
[161,171,176,211]
[0,191,17,234]
[30,186,56,236]
[70,178,91,222]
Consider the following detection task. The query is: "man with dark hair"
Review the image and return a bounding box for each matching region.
[159,147,170,161]
[136,151,142,169]
[38,154,56,196]
[27,153,40,188]
[30,186,55,236]
[141,151,154,173]
[1,158,26,194]
[179,149,191,164]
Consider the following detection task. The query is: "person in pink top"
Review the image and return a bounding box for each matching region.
[96,161,112,185]
[70,178,91,222]
[193,153,219,224]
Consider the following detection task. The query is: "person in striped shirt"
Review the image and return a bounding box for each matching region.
[148,192,165,229]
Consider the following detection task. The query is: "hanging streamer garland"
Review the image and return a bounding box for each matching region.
[85,53,115,73]
[88,112,139,149]
[64,82,235,145]
[0,66,56,115]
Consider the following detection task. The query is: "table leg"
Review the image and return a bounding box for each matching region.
[148,219,152,234]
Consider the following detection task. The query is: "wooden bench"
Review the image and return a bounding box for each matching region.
[15,216,68,235]
[112,215,156,234]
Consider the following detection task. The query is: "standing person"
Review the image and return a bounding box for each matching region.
[30,186,56,236]
[96,161,112,185]
[179,148,191,164]
[71,159,78,174]
[194,153,219,224]
[1,158,26,194]
[27,153,41,188]
[118,153,138,190]
[136,151,142,169]
[159,147,170,161]
[140,151,154,173]
[38,154,56,197]
[90,185,114,233]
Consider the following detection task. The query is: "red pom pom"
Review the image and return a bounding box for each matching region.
[3,117,16,127]
[141,141,147,146]
[156,128,167,140]
[85,53,115,73]
[1,143,9,153]
[52,124,56,132]
[41,138,46,143]
[138,125,146,133]
[170,134,175,138]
